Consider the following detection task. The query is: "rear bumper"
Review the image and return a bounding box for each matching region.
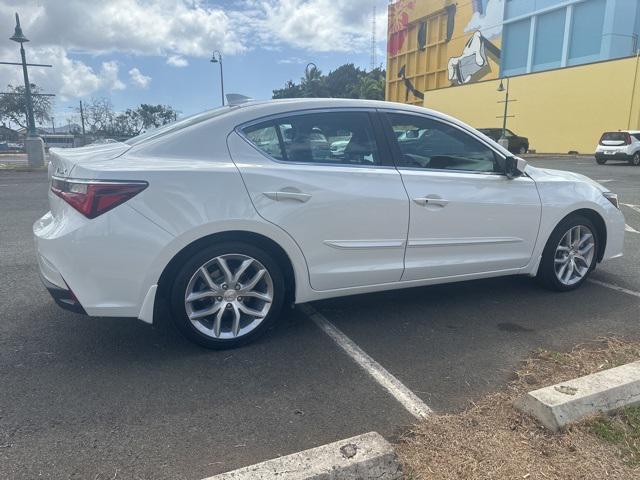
[595,152,632,161]
[33,205,173,320]
[38,267,86,314]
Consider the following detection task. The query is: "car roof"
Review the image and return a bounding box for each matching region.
[126,97,514,159]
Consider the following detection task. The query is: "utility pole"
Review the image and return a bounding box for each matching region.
[51,116,55,134]
[79,100,86,142]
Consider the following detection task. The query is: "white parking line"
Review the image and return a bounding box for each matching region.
[299,303,432,419]
[588,279,640,299]
[625,224,640,233]
[622,203,640,215]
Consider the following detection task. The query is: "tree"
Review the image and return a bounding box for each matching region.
[0,83,52,129]
[83,97,115,134]
[300,65,328,98]
[113,109,143,137]
[325,64,364,98]
[109,104,178,137]
[273,80,303,99]
[271,64,386,100]
[137,104,178,130]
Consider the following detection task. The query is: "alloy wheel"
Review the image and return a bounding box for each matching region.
[184,254,274,340]
[553,225,595,286]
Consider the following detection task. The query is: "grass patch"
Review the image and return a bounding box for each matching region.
[588,405,640,467]
[397,338,640,479]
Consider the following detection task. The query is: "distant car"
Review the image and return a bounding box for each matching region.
[595,131,640,166]
[478,128,529,154]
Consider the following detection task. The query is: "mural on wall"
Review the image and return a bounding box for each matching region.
[388,0,416,57]
[448,0,504,85]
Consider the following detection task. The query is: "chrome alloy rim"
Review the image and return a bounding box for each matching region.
[185,254,273,339]
[554,225,595,286]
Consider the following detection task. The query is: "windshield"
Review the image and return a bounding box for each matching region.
[125,106,236,146]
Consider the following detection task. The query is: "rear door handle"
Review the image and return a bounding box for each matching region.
[263,191,312,203]
[413,197,449,207]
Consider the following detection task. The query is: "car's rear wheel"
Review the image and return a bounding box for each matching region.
[596,157,607,165]
[169,242,285,349]
[518,145,527,154]
[537,215,598,292]
[629,153,640,166]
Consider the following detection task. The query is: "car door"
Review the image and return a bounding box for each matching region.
[227,109,409,291]
[382,111,541,281]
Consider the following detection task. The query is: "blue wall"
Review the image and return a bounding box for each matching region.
[502,0,639,77]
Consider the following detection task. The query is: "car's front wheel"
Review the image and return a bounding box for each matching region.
[629,152,640,166]
[596,157,607,165]
[170,242,285,349]
[537,215,598,291]
[518,145,528,154]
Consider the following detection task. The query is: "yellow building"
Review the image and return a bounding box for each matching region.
[386,0,640,153]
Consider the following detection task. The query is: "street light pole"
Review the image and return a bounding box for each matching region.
[210,50,225,106]
[9,12,44,167]
[499,77,509,139]
[496,77,516,150]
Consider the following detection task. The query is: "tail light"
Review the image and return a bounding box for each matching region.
[51,177,148,219]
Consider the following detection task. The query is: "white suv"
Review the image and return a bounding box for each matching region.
[595,131,640,166]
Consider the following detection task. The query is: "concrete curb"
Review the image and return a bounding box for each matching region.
[201,432,402,480]
[515,360,640,431]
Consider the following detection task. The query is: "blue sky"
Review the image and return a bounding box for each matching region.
[0,0,389,126]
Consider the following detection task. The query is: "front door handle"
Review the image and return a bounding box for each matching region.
[413,196,449,207]
[263,191,312,203]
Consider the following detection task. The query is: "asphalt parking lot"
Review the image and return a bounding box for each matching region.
[1,155,639,479]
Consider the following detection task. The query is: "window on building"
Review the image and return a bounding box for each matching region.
[568,0,606,64]
[502,18,531,75]
[387,113,499,173]
[243,112,380,166]
[532,8,566,71]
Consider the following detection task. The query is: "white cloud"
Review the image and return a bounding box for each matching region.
[277,56,306,64]
[128,67,151,89]
[236,0,383,53]
[166,55,189,67]
[0,0,389,100]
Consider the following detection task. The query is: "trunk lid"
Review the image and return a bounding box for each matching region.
[48,143,131,180]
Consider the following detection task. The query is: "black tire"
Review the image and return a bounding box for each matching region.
[537,214,599,292]
[596,157,607,165]
[518,145,528,155]
[169,241,285,349]
[629,153,640,166]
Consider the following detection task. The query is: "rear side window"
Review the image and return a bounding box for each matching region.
[242,111,381,166]
[244,124,285,160]
[632,134,640,142]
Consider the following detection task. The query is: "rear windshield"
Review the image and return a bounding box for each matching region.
[125,106,237,146]
[600,132,627,142]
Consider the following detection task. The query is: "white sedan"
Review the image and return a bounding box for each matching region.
[34,98,625,348]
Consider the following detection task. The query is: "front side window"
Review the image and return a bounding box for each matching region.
[388,113,500,173]
[242,111,380,166]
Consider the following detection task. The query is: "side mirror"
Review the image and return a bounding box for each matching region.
[504,156,528,179]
